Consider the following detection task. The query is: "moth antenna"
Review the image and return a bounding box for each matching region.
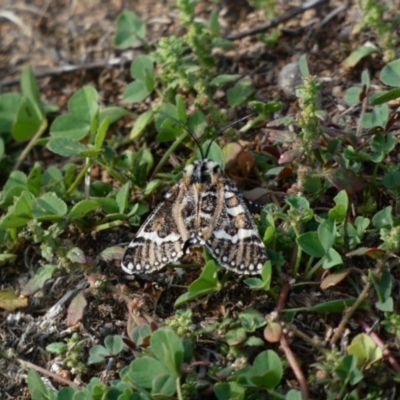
[157,111,205,160]
[204,113,255,158]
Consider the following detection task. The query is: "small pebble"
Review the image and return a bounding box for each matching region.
[278,62,302,100]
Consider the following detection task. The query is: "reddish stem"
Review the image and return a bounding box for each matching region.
[280,334,310,400]
[354,315,400,373]
[18,358,81,389]
[276,280,290,315]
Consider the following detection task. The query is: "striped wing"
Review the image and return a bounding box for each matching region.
[202,176,267,275]
[121,181,197,273]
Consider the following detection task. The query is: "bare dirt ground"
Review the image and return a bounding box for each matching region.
[1,0,399,398]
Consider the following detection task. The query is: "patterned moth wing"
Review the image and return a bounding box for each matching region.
[196,160,268,275]
[121,174,198,273]
[121,159,267,275]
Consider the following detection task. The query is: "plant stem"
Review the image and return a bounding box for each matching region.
[286,322,326,352]
[356,93,368,137]
[93,219,125,232]
[280,334,310,400]
[151,131,190,179]
[371,161,381,191]
[65,159,93,197]
[84,157,91,199]
[303,257,324,281]
[14,118,48,171]
[303,256,315,278]
[16,356,80,389]
[176,376,183,400]
[330,275,373,345]
[292,225,303,276]
[337,377,350,400]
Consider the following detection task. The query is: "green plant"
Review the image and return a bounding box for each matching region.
[174,260,222,306]
[88,335,125,364]
[0,73,148,261]
[114,10,147,49]
[165,308,195,338]
[4,4,400,399]
[119,1,267,129]
[46,333,88,375]
[5,67,51,171]
[28,323,307,400]
[311,333,387,399]
[251,0,281,46]
[356,0,397,61]
[296,74,322,164]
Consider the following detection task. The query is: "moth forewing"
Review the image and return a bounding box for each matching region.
[121,178,193,273]
[200,167,267,275]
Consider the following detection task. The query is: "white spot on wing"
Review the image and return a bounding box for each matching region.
[213,229,255,243]
[226,205,245,216]
[128,241,141,248]
[200,212,212,219]
[138,231,181,245]
[121,261,134,274]
[201,191,218,197]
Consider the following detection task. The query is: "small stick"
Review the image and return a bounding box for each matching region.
[16,357,81,389]
[274,278,310,398]
[276,279,290,315]
[280,334,310,400]
[330,279,372,346]
[226,0,330,41]
[0,57,132,87]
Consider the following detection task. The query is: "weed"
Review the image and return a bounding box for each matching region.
[46,333,88,375]
[1,2,400,399]
[357,0,398,61]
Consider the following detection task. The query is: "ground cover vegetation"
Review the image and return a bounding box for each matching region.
[1,0,400,399]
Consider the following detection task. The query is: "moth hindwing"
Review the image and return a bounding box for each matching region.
[121,159,267,275]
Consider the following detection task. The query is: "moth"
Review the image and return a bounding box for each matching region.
[121,114,267,275]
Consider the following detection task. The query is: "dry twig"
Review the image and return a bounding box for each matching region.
[275,279,310,399]
[226,0,330,41]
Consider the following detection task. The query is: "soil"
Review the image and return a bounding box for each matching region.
[1,0,399,398]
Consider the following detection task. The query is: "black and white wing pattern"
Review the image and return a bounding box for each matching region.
[121,178,197,273]
[198,164,267,275]
[121,159,267,275]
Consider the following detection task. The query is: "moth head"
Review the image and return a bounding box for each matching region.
[186,159,222,185]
